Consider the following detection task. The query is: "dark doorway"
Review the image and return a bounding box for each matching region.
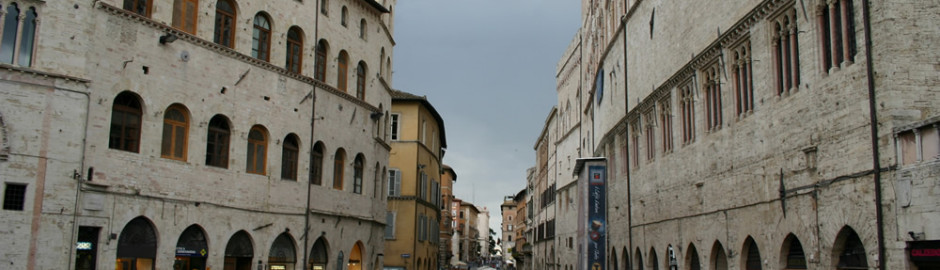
[76,226,100,270]
[224,230,254,270]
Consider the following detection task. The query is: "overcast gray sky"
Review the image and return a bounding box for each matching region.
[392,1,582,238]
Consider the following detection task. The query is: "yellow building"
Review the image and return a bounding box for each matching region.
[385,90,447,270]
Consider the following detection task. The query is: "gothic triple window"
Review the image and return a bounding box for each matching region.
[818,0,856,73]
[702,64,723,131]
[731,40,754,116]
[772,7,801,95]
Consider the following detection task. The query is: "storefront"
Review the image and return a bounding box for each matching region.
[909,241,940,269]
[174,225,209,270]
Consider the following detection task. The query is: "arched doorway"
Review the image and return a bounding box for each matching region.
[621,247,629,270]
[833,226,868,269]
[116,217,157,270]
[634,248,643,270]
[685,243,701,270]
[781,234,807,269]
[348,241,364,270]
[175,225,209,270]
[743,237,762,270]
[224,231,254,270]
[649,248,659,270]
[610,247,619,270]
[308,237,329,270]
[710,241,728,270]
[269,233,297,269]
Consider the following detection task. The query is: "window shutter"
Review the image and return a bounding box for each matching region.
[395,170,402,196]
[387,169,395,196]
[385,211,395,239]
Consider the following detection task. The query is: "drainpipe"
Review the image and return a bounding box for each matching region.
[860,0,885,269]
[302,2,322,268]
[67,88,92,270]
[621,7,633,269]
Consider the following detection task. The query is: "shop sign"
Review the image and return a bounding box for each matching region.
[76,242,93,250]
[910,241,940,262]
[176,247,208,257]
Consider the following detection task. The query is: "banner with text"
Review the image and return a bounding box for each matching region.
[587,165,606,270]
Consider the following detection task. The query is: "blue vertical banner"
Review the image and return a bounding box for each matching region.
[587,165,606,270]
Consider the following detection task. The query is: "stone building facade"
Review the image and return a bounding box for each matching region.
[0,0,399,269]
[529,0,940,270]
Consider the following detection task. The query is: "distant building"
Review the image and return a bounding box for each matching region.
[440,165,458,269]
[384,89,447,270]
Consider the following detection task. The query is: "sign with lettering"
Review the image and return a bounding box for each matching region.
[910,241,940,263]
[587,165,606,270]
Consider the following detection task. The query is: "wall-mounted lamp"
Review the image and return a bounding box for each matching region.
[159,33,178,45]
[418,164,426,169]
[370,111,383,120]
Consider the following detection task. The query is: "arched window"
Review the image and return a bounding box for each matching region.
[286,26,304,74]
[379,48,385,79]
[333,148,346,190]
[214,0,236,48]
[246,125,267,175]
[123,0,152,17]
[743,237,762,270]
[161,105,189,161]
[373,163,380,198]
[337,51,349,91]
[353,154,364,194]
[340,6,348,27]
[834,226,868,269]
[315,40,328,81]
[0,4,37,66]
[319,0,328,15]
[359,19,367,39]
[224,231,254,270]
[385,57,392,79]
[252,13,272,61]
[269,233,297,270]
[206,115,231,168]
[281,134,300,180]
[172,0,199,34]
[175,225,209,269]
[109,92,142,153]
[116,217,157,270]
[356,61,367,100]
[312,142,325,185]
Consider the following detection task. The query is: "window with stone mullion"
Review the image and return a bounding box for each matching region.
[773,8,800,95]
[732,40,754,116]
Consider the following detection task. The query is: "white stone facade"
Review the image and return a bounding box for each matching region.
[0,0,397,269]
[530,0,940,270]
